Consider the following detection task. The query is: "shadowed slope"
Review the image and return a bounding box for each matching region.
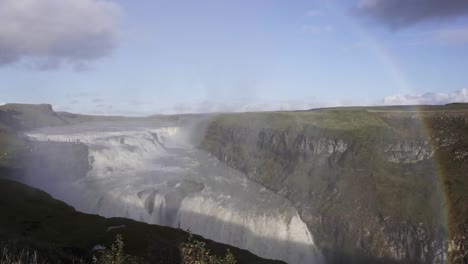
[0,178,283,264]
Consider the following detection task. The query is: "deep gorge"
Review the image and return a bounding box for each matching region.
[1,104,467,264]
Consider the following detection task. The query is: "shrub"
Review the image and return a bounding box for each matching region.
[92,235,138,264]
[179,232,237,264]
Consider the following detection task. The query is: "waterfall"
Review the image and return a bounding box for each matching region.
[26,122,323,264]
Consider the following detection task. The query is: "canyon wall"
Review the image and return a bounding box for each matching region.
[200,109,468,264]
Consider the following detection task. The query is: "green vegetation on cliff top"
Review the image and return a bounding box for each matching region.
[216,110,388,130]
[212,103,468,140]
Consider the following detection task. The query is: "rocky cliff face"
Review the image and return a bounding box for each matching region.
[0,104,69,131]
[200,109,468,264]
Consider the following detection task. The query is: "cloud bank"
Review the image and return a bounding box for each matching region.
[382,89,468,105]
[0,0,121,69]
[356,0,468,29]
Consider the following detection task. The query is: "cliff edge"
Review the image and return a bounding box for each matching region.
[201,105,468,264]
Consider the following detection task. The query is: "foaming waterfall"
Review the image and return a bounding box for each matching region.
[26,122,323,264]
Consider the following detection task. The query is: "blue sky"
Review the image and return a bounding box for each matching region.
[1,0,468,115]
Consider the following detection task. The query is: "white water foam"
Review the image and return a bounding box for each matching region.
[26,122,323,264]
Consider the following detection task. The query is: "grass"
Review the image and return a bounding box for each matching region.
[210,110,406,143]
[216,110,389,130]
[1,247,41,264]
[0,233,239,264]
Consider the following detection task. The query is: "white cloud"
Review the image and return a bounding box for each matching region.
[382,89,468,105]
[0,0,121,69]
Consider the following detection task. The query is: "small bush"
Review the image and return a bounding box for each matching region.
[92,235,138,264]
[179,232,237,264]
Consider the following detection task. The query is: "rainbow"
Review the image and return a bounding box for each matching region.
[328,1,414,95]
[417,107,456,254]
[327,2,459,261]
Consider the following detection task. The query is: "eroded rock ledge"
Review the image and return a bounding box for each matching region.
[200,110,468,264]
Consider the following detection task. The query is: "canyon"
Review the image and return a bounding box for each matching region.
[1,103,467,264]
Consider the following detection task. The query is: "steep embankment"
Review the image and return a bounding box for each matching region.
[201,106,468,264]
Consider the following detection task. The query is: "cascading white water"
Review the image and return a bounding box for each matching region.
[26,121,323,264]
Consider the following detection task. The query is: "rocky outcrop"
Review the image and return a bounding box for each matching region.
[200,110,468,264]
[0,103,68,131]
[384,141,433,164]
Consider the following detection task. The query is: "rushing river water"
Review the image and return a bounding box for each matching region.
[26,122,323,264]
